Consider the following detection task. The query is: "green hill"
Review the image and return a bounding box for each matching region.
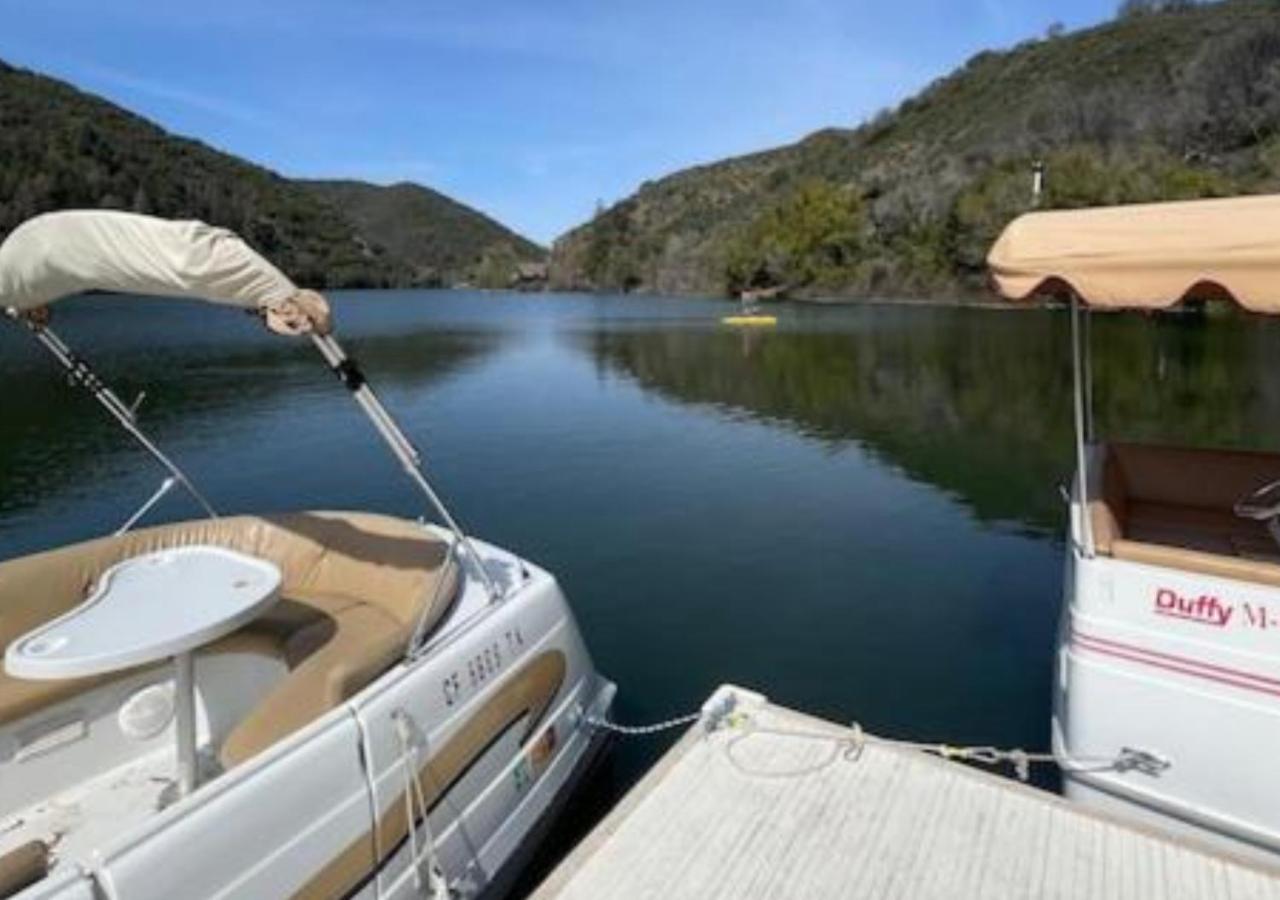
[301,180,545,287]
[549,0,1280,300]
[0,59,544,290]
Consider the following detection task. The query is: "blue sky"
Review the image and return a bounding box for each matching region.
[0,0,1116,244]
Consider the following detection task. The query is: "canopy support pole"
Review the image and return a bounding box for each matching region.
[1070,296,1094,557]
[5,309,218,520]
[1082,306,1095,442]
[310,333,502,603]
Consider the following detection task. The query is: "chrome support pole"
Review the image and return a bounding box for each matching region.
[117,476,178,535]
[1082,304,1095,442]
[310,333,502,602]
[1070,296,1095,557]
[408,539,460,657]
[6,309,218,520]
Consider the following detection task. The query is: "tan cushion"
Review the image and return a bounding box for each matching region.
[1113,538,1280,588]
[0,512,457,734]
[1092,442,1280,586]
[219,602,405,768]
[1126,501,1279,560]
[1089,448,1129,556]
[0,841,47,898]
[1111,442,1280,511]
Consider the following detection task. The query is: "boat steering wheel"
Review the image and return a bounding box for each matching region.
[1235,479,1280,549]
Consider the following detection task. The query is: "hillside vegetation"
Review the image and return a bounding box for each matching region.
[550,0,1280,299]
[0,59,544,289]
[301,180,546,286]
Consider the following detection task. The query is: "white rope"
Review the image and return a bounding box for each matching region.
[589,701,1137,782]
[392,711,449,898]
[725,722,861,779]
[725,716,1133,782]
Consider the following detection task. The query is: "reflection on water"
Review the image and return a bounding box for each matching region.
[587,306,1280,534]
[0,294,504,553]
[3,291,1277,893]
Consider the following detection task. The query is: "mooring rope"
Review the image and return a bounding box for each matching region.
[588,705,1138,782]
[392,710,450,898]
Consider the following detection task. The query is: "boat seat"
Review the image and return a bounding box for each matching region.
[1089,442,1280,585]
[1125,502,1280,561]
[0,512,458,764]
[220,600,404,767]
[0,841,47,899]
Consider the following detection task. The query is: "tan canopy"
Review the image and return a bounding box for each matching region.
[987,194,1280,312]
[0,211,329,334]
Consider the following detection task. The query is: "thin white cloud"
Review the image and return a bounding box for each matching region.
[72,61,268,127]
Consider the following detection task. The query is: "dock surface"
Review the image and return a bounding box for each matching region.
[535,687,1280,899]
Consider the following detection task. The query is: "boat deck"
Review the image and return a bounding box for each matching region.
[534,687,1280,899]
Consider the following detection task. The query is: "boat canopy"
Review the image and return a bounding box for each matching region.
[0,210,329,334]
[988,194,1280,313]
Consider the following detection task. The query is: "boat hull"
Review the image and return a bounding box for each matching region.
[1055,507,1280,866]
[5,534,615,899]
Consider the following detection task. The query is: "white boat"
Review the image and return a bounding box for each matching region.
[989,195,1280,863]
[0,211,616,899]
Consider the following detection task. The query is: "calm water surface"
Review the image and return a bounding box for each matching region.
[3,290,1279,888]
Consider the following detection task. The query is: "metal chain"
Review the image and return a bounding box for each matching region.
[584,711,702,736]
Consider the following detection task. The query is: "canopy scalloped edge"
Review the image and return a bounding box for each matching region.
[987,194,1280,314]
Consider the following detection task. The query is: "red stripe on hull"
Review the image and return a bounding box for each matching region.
[1072,631,1280,700]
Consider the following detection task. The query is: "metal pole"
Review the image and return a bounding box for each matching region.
[310,333,502,601]
[6,310,218,520]
[1083,306,1095,442]
[116,476,178,535]
[1070,295,1094,557]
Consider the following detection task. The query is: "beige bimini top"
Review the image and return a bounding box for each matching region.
[988,194,1280,312]
[0,210,329,334]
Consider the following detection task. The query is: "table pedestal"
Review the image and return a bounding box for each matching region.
[3,545,282,799]
[174,652,197,796]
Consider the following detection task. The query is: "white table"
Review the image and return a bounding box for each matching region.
[4,545,281,795]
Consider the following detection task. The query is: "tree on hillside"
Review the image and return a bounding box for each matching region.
[1182,23,1280,148]
[724,180,867,294]
[1117,0,1199,18]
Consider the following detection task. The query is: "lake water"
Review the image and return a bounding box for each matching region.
[4,290,1280,889]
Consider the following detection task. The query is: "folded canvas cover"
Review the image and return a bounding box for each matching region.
[988,194,1280,312]
[0,210,298,312]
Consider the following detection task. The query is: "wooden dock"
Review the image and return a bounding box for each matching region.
[534,687,1280,899]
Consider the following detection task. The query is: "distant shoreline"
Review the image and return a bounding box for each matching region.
[780,293,1044,311]
[421,285,1046,309]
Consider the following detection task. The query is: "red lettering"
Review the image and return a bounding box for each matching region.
[1153,588,1236,628]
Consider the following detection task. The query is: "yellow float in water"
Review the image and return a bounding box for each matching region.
[721,315,777,326]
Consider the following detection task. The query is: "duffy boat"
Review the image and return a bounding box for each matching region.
[0,211,615,899]
[989,195,1280,863]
